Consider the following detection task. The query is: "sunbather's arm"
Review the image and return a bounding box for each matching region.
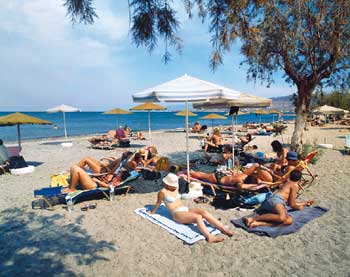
[91,177,110,188]
[287,184,314,210]
[148,191,164,214]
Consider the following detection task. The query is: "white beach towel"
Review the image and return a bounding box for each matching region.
[134,205,221,244]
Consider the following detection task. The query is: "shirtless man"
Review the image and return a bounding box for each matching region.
[245,170,314,228]
[204,128,223,152]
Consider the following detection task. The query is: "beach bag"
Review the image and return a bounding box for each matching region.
[141,168,161,180]
[155,157,170,171]
[50,173,70,187]
[178,178,189,194]
[119,140,130,147]
[211,194,240,210]
[9,156,28,169]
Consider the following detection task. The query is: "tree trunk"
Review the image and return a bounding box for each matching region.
[291,87,313,153]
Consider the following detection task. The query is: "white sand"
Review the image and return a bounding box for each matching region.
[0,124,349,276]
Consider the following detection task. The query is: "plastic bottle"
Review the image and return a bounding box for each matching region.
[66,195,73,212]
[109,185,115,201]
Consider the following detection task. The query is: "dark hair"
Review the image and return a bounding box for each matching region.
[271,140,283,152]
[246,134,252,140]
[252,145,258,150]
[134,153,142,161]
[121,151,133,160]
[290,170,302,182]
[243,175,258,184]
[0,139,3,145]
[223,145,232,152]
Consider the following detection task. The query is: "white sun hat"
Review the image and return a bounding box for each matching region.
[162,173,179,188]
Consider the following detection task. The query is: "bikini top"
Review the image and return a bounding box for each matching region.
[164,193,181,203]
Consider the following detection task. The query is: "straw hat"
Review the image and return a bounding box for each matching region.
[162,173,179,188]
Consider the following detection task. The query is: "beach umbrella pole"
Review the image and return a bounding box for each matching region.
[63,111,68,141]
[231,115,235,170]
[148,111,151,140]
[17,124,21,149]
[185,101,190,181]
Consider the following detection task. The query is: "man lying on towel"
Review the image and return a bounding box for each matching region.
[244,170,314,228]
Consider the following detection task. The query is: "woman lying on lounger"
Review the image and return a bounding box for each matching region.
[148,173,233,243]
[77,151,133,174]
[189,166,262,190]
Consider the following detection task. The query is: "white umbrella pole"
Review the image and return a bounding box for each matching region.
[17,124,21,149]
[63,111,68,141]
[231,115,235,170]
[186,101,190,181]
[148,110,152,141]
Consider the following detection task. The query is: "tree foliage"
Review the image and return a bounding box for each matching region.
[312,90,350,110]
[64,0,350,150]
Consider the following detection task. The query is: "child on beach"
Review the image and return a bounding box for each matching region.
[148,173,234,243]
[244,170,314,228]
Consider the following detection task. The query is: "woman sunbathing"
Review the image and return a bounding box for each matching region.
[189,166,262,190]
[77,151,133,174]
[269,140,288,171]
[148,173,233,243]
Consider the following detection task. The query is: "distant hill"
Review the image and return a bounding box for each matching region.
[270,95,294,112]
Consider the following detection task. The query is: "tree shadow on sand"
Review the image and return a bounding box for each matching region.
[0,207,116,276]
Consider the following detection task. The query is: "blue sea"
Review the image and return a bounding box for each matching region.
[0,111,295,142]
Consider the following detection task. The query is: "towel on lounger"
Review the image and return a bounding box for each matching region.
[134,204,221,244]
[231,206,328,238]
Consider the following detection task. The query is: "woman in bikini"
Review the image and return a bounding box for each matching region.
[269,140,288,171]
[148,173,233,243]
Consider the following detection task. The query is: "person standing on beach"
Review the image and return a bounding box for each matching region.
[0,139,9,165]
[245,170,314,228]
[148,173,234,243]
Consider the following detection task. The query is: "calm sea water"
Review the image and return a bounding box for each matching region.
[0,111,295,142]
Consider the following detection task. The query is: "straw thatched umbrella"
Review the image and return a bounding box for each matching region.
[201,113,227,129]
[176,110,198,131]
[254,109,269,124]
[130,102,167,140]
[268,109,282,122]
[104,108,132,129]
[0,112,52,148]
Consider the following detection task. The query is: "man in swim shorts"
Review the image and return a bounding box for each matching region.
[245,170,314,228]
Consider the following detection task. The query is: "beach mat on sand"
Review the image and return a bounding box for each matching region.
[135,205,221,244]
[231,206,328,238]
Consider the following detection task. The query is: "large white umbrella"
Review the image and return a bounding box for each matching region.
[132,74,240,178]
[313,105,349,115]
[46,104,81,141]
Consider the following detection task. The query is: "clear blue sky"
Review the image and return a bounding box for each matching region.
[0,0,295,111]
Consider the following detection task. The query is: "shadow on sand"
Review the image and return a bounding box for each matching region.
[0,207,116,276]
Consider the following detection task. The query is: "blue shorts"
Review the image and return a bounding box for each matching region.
[259,193,285,213]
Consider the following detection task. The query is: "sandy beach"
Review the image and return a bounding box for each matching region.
[0,124,349,276]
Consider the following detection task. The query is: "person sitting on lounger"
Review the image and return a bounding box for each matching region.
[269,140,288,171]
[246,151,300,184]
[148,173,234,243]
[116,126,129,141]
[189,166,262,190]
[204,128,223,152]
[244,170,314,228]
[77,151,133,174]
[137,131,146,140]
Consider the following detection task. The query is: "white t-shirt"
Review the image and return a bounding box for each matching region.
[0,144,9,164]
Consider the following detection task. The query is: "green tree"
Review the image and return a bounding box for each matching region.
[65,0,350,152]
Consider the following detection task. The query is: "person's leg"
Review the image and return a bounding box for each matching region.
[173,211,224,243]
[77,157,102,173]
[65,165,97,192]
[189,171,217,183]
[245,204,292,228]
[190,208,233,237]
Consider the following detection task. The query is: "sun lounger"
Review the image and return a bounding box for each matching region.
[178,173,268,196]
[33,172,140,210]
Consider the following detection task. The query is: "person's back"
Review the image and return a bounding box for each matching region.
[116,127,127,140]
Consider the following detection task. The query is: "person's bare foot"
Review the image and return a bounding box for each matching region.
[244,217,254,228]
[207,235,225,243]
[222,228,234,237]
